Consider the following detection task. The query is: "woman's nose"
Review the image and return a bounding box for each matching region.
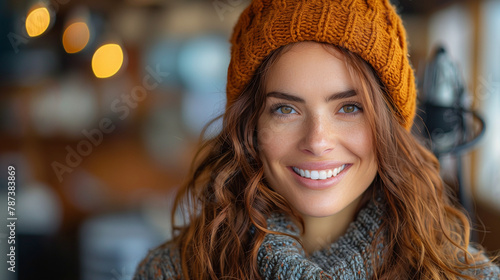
[299,115,337,157]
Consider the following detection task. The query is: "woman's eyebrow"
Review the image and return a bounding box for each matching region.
[265,89,357,103]
[266,91,305,102]
[325,89,357,102]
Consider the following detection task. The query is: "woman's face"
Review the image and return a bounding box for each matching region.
[257,42,378,218]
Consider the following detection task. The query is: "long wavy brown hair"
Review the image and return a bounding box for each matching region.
[170,42,490,279]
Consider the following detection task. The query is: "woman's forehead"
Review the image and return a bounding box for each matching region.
[264,42,356,99]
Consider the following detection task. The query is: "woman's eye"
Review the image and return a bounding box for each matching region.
[339,104,359,114]
[276,106,296,114]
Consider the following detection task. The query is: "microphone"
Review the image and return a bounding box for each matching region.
[416,46,485,156]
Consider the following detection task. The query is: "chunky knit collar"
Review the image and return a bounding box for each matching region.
[308,196,384,277]
[258,195,384,279]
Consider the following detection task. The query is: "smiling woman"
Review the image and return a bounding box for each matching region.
[133,0,500,279]
[257,42,378,252]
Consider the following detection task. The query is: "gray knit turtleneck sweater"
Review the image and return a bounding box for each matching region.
[133,198,500,279]
[257,197,384,279]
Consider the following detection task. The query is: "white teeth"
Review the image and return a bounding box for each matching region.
[292,164,346,180]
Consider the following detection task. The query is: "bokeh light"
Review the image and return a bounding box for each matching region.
[26,7,51,37]
[91,44,124,78]
[63,22,90,53]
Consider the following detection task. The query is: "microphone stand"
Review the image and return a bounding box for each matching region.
[415,46,486,242]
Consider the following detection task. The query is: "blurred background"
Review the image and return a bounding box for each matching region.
[0,0,499,279]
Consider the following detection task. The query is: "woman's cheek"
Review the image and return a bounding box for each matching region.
[259,119,293,148]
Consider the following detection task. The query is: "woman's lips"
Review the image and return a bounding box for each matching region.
[288,164,351,190]
[292,164,346,180]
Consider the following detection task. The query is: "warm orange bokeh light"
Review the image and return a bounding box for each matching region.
[63,22,90,53]
[26,7,50,37]
[91,44,124,78]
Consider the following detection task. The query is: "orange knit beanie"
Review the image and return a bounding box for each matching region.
[227,0,416,129]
